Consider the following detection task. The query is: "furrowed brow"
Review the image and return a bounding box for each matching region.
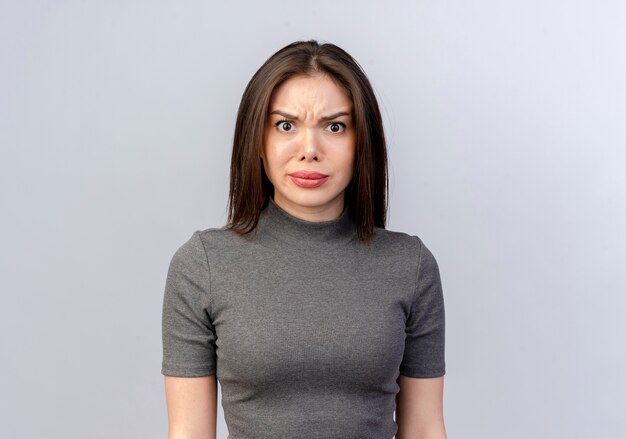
[269,110,351,122]
[269,110,299,120]
[320,112,351,122]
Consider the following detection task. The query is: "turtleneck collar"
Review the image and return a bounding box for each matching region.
[257,197,357,244]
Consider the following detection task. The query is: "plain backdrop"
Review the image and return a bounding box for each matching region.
[1,1,625,438]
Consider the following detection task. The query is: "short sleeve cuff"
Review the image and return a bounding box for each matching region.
[399,363,446,378]
[161,362,216,377]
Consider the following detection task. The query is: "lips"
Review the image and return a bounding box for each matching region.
[288,171,329,188]
[288,171,329,179]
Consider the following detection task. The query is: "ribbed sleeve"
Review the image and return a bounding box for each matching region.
[399,236,446,378]
[161,231,216,377]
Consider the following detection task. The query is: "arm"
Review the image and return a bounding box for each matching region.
[161,231,218,437]
[164,375,218,439]
[395,375,447,439]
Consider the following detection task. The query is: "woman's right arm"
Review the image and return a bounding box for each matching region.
[164,375,217,439]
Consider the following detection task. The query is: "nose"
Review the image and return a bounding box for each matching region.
[299,127,319,162]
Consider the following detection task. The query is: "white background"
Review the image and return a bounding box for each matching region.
[1,1,625,438]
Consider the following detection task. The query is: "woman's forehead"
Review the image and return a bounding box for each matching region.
[269,74,353,115]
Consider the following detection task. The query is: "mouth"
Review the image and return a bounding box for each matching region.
[288,171,329,188]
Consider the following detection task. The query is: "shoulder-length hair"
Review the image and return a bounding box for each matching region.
[225,40,388,242]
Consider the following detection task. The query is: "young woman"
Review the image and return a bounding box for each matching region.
[162,40,447,439]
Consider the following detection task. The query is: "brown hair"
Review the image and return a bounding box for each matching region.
[225,40,388,242]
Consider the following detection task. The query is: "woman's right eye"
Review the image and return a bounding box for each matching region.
[276,120,293,132]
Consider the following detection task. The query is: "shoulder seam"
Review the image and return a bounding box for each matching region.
[413,235,424,304]
[194,230,213,319]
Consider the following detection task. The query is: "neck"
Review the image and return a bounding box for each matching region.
[256,196,357,244]
[272,193,345,222]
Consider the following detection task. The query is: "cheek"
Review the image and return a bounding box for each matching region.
[261,143,289,178]
[265,141,294,165]
[341,139,356,175]
[262,128,282,161]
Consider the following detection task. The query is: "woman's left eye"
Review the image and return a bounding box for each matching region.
[326,122,346,133]
[276,121,293,132]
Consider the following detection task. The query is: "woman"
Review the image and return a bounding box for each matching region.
[162,40,447,439]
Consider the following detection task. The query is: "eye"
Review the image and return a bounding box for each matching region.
[327,122,346,133]
[275,120,294,132]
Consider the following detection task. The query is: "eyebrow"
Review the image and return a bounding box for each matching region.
[269,110,351,122]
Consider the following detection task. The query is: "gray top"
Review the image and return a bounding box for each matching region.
[161,197,446,439]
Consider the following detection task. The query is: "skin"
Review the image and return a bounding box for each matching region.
[164,72,447,439]
[396,375,447,439]
[261,73,356,222]
[164,375,217,439]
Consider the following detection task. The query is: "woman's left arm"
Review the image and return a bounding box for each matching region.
[395,375,447,439]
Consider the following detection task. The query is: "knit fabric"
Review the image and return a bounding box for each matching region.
[161,197,446,438]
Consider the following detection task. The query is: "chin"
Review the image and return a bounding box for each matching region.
[283,189,342,209]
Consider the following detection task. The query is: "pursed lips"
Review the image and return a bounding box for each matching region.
[287,171,330,188]
[288,171,329,179]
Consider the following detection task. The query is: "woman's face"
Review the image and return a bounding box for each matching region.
[261,73,356,222]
